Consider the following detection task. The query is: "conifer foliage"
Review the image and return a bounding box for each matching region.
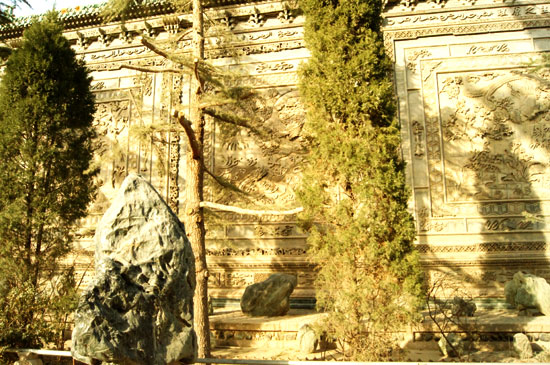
[298,0,423,360]
[0,13,96,349]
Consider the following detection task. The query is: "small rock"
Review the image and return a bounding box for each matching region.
[513,333,533,359]
[438,333,463,357]
[541,333,550,342]
[14,352,43,365]
[297,324,318,354]
[240,273,297,316]
[451,297,476,317]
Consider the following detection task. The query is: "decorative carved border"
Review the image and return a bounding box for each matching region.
[383,18,550,60]
[417,241,548,254]
[206,247,307,257]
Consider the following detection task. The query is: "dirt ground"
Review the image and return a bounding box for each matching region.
[211,344,536,363]
[211,335,547,362]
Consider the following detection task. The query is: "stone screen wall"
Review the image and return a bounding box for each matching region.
[45,0,314,305]
[4,0,550,305]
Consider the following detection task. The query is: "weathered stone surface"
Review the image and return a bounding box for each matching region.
[438,333,463,358]
[505,272,550,315]
[535,351,550,363]
[240,273,297,316]
[534,340,550,353]
[297,324,318,354]
[71,174,197,365]
[513,333,533,359]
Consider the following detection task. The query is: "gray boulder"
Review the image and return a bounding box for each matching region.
[438,333,463,358]
[240,273,297,316]
[297,324,318,354]
[505,272,550,315]
[513,333,533,359]
[72,174,197,365]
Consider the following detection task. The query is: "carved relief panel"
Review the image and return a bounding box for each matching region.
[417,53,550,236]
[208,87,306,217]
[86,72,181,222]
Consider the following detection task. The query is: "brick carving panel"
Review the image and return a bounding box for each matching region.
[414,53,550,235]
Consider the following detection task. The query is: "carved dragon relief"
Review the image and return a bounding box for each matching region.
[439,71,550,201]
[210,88,306,213]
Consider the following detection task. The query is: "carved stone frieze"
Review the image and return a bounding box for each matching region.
[417,241,548,254]
[408,51,550,235]
[206,247,307,257]
[210,88,306,211]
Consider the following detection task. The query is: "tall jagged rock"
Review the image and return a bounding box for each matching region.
[72,174,197,365]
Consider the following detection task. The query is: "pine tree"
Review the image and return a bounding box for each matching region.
[0,12,96,349]
[298,0,424,360]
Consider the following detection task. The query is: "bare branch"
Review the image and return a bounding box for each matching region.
[142,36,203,73]
[174,111,201,160]
[175,29,193,42]
[141,36,221,88]
[142,37,177,63]
[200,201,304,216]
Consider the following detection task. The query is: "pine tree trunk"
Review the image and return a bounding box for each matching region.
[186,0,211,358]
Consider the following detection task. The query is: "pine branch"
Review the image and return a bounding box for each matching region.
[141,36,223,88]
[199,97,236,109]
[203,108,265,137]
[141,36,176,62]
[200,201,304,216]
[203,166,246,194]
[173,110,201,160]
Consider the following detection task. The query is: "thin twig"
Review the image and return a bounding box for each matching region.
[142,37,174,62]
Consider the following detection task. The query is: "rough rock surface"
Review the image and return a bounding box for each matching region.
[240,273,297,316]
[513,333,533,359]
[71,174,197,365]
[297,324,318,354]
[451,296,476,317]
[438,333,463,358]
[505,272,550,315]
